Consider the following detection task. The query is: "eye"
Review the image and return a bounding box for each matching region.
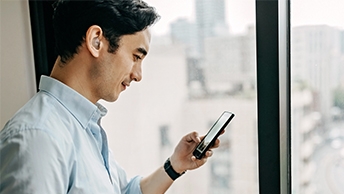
[133,54,142,62]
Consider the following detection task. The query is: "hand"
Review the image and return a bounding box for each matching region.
[169,130,224,173]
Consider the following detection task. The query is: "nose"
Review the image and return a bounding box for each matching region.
[130,63,142,82]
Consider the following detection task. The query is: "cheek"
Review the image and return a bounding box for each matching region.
[117,61,134,77]
[108,54,134,83]
[109,66,129,87]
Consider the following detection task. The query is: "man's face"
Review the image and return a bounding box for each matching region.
[92,29,151,102]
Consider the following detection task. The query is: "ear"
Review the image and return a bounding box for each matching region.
[85,25,103,58]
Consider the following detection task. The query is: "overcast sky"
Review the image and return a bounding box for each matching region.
[144,0,344,35]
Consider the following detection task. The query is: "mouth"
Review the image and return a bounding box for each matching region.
[121,82,130,91]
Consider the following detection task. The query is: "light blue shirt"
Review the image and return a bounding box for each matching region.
[0,76,142,194]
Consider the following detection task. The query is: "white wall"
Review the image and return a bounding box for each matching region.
[0,0,36,128]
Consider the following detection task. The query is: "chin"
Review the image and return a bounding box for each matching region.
[102,94,119,103]
[109,96,119,102]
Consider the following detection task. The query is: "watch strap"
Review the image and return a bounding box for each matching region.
[164,158,185,181]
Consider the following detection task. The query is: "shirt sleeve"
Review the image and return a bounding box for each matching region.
[123,176,143,194]
[0,128,74,194]
[108,150,143,194]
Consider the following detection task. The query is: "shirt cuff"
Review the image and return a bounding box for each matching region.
[127,175,143,194]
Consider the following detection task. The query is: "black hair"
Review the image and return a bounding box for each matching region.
[52,0,160,63]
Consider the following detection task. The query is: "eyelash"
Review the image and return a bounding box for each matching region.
[134,55,141,61]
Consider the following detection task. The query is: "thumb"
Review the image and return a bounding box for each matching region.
[185,131,201,143]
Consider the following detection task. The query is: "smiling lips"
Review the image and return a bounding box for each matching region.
[122,82,130,91]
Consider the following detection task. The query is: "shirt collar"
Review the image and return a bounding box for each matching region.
[39,75,107,128]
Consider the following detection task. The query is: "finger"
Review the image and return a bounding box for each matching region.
[211,139,221,148]
[200,157,208,164]
[205,150,213,157]
[186,131,201,143]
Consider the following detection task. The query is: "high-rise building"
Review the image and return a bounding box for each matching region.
[340,30,344,55]
[340,30,344,86]
[195,0,228,55]
[170,19,206,96]
[169,0,230,97]
[170,18,198,57]
[195,0,227,37]
[292,25,344,124]
[203,26,256,95]
[291,25,344,194]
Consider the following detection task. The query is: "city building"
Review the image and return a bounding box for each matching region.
[170,0,230,96]
[292,25,344,125]
[203,26,255,95]
[292,25,344,193]
[195,0,228,54]
[170,18,198,57]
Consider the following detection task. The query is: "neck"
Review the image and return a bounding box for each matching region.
[50,56,98,104]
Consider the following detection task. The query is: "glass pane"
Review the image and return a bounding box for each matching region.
[291,1,344,193]
[101,0,258,193]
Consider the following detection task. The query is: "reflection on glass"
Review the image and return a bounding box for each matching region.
[291,1,344,193]
[101,0,258,193]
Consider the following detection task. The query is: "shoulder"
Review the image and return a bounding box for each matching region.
[1,92,74,151]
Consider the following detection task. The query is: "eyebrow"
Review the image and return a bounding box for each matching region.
[137,47,147,56]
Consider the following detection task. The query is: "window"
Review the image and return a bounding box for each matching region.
[101,0,258,193]
[291,0,344,193]
[28,0,315,193]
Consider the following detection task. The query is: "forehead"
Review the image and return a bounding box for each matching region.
[119,29,151,53]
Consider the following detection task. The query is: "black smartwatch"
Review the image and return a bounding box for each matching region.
[164,158,185,181]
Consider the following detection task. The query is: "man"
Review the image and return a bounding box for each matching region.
[0,0,222,193]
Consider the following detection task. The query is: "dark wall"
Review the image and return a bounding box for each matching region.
[29,0,57,90]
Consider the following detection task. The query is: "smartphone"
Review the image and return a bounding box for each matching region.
[193,111,235,159]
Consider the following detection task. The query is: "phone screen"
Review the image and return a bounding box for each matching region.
[193,111,235,159]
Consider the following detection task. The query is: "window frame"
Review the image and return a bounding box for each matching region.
[256,0,291,193]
